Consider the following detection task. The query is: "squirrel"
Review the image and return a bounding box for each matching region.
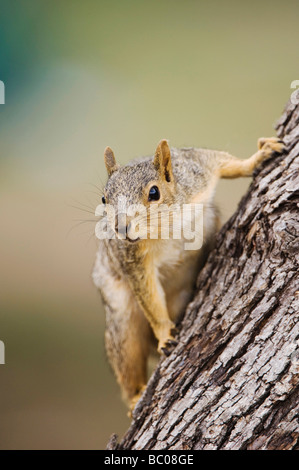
[92,137,284,413]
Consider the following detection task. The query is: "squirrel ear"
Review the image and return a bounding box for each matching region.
[153,139,173,183]
[104,147,119,176]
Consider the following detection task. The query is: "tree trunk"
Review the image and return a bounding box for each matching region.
[112,98,299,450]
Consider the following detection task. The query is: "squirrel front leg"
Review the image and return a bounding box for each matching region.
[191,138,285,207]
[217,137,285,178]
[127,253,177,355]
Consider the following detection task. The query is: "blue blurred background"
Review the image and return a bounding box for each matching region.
[0,0,298,449]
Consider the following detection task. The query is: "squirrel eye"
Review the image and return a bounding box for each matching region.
[148,185,160,201]
[102,195,106,204]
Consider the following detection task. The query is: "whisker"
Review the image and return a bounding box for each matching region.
[85,189,103,198]
[88,182,105,195]
[85,230,97,246]
[67,218,98,238]
[75,198,97,211]
[93,170,106,192]
[68,203,97,215]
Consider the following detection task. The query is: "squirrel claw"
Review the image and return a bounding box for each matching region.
[257,137,285,156]
[159,338,178,356]
[161,347,171,356]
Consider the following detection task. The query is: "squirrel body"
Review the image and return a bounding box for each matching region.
[92,137,284,411]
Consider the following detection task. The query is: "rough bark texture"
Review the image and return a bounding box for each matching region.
[113,98,299,450]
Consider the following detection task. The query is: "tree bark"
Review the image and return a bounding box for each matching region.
[112,98,299,450]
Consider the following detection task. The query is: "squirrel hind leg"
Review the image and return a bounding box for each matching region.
[95,244,152,412]
[128,385,147,418]
[103,285,152,412]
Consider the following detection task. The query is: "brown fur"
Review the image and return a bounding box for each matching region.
[92,137,284,412]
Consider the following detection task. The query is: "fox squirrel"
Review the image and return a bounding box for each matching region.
[92,137,284,413]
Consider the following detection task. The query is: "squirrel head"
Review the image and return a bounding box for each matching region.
[101,140,177,242]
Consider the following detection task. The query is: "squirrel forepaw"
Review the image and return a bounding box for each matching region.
[257,137,285,157]
[157,327,178,356]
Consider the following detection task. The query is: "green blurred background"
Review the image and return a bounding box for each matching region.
[0,0,298,449]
